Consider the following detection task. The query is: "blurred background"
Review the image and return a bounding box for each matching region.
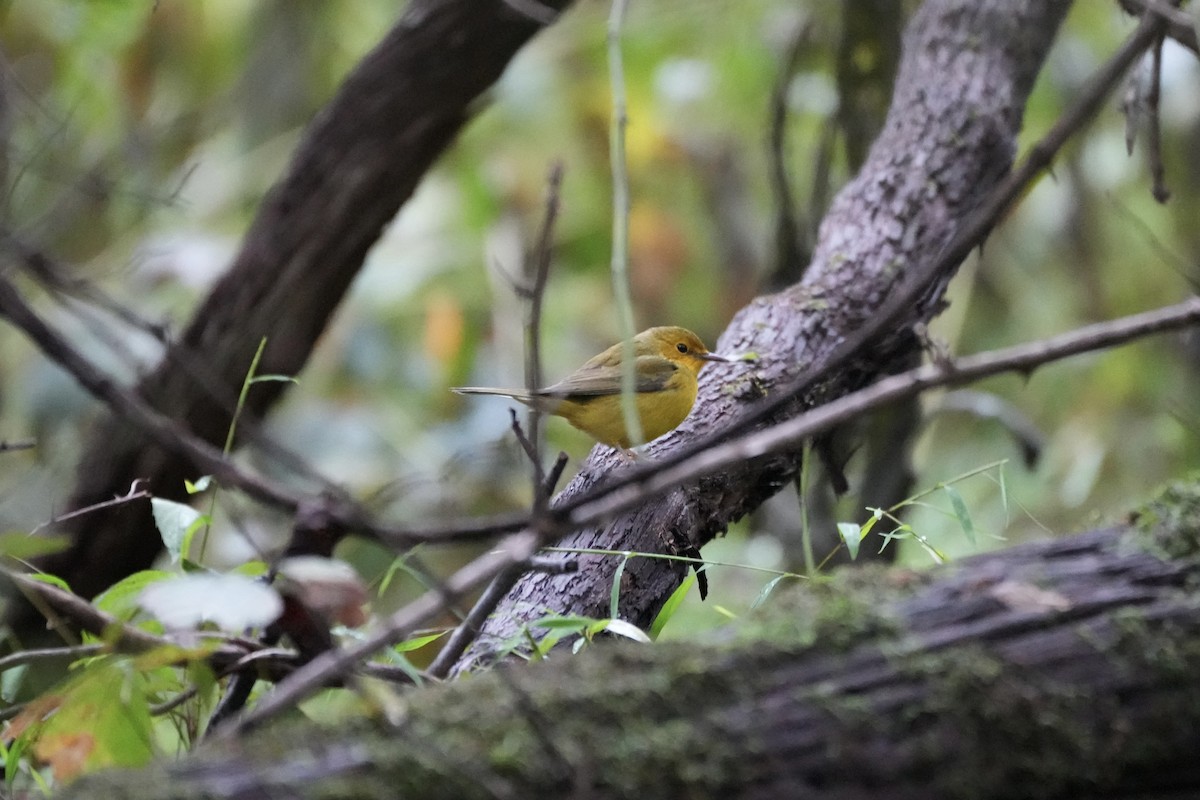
[0,0,1197,642]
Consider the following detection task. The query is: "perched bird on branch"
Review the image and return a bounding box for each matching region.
[454,326,733,451]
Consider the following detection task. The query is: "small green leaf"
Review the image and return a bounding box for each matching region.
[751,574,791,609]
[383,652,425,687]
[150,498,206,562]
[837,522,863,560]
[877,526,912,552]
[599,619,651,643]
[649,573,696,639]
[943,485,976,544]
[860,507,884,539]
[998,468,1009,520]
[232,560,270,578]
[23,572,70,592]
[0,531,69,560]
[712,605,737,620]
[184,475,214,494]
[93,570,174,620]
[531,615,595,631]
[610,552,631,620]
[916,538,947,564]
[393,631,446,653]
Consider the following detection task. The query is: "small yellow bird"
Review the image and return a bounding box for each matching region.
[454,326,731,450]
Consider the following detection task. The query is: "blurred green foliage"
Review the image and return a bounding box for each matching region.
[0,0,1198,631]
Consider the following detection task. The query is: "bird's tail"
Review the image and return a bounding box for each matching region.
[452,386,530,400]
[452,387,559,412]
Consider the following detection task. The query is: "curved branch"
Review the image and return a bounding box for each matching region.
[459,0,1083,669]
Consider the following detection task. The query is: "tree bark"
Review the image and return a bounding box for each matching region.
[458,0,1076,670]
[63,483,1200,799]
[24,0,571,612]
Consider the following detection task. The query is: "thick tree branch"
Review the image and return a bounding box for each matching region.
[458,0,1084,669]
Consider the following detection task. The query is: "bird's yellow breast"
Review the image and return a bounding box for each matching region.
[554,368,698,449]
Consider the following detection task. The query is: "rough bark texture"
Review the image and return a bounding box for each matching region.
[63,482,1200,799]
[458,0,1075,670]
[28,0,571,609]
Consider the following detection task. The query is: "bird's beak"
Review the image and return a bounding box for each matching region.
[702,350,758,364]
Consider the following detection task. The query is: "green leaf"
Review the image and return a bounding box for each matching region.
[248,374,298,384]
[184,475,214,494]
[599,618,651,643]
[837,522,862,560]
[232,560,270,578]
[92,570,174,621]
[382,651,425,687]
[29,659,156,781]
[877,525,912,552]
[150,498,206,562]
[392,631,446,653]
[531,615,595,631]
[0,531,69,560]
[860,507,884,539]
[998,468,1009,520]
[23,572,71,592]
[751,574,791,610]
[712,605,737,620]
[610,552,631,620]
[377,552,426,596]
[649,573,696,639]
[943,485,976,544]
[916,538,947,564]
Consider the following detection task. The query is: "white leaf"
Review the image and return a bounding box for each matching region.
[139,573,283,631]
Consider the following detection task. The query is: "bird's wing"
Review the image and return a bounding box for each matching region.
[540,355,677,398]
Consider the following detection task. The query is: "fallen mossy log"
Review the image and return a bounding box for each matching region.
[66,484,1200,799]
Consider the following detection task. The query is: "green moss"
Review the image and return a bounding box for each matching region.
[1128,474,1200,560]
[732,562,927,653]
[896,644,1115,798]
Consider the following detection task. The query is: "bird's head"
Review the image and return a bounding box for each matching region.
[638,326,732,377]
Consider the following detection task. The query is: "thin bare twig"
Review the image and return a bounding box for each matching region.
[0,643,104,674]
[429,164,570,680]
[29,480,149,535]
[1147,33,1170,203]
[0,277,314,514]
[426,561,531,679]
[768,19,813,285]
[0,438,35,453]
[1119,0,1199,54]
[524,160,564,495]
[0,275,535,549]
[4,232,358,503]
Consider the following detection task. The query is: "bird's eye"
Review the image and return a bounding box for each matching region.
[676,342,689,354]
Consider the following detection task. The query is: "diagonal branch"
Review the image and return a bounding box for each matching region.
[12,0,575,629]
[456,0,1165,669]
